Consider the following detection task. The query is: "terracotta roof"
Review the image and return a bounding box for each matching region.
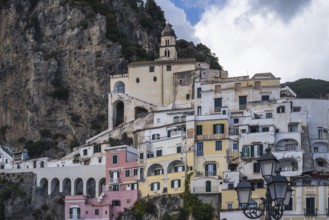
[161,23,176,37]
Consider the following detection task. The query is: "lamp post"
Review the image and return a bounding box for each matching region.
[235,148,292,220]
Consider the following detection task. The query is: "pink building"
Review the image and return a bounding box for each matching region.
[65,145,139,220]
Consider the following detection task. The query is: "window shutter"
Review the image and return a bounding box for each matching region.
[259,145,263,155]
[77,208,80,215]
[251,145,254,157]
[178,180,181,187]
[214,164,217,175]
[221,124,224,133]
[171,180,174,188]
[213,125,216,133]
[151,183,154,191]
[69,208,72,215]
[205,164,209,173]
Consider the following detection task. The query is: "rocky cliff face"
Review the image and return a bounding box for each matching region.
[0,172,64,220]
[0,0,163,157]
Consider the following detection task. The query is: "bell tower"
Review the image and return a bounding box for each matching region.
[159,23,177,60]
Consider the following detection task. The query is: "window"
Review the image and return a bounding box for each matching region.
[215,140,222,151]
[196,142,203,156]
[140,153,144,159]
[166,65,172,71]
[95,209,99,215]
[285,198,293,210]
[197,106,201,115]
[186,94,190,99]
[292,107,301,112]
[136,77,140,83]
[314,147,318,153]
[133,169,138,176]
[288,124,298,132]
[206,181,211,192]
[98,157,102,163]
[262,127,269,132]
[318,129,323,139]
[149,66,154,72]
[233,118,239,124]
[277,106,285,113]
[83,149,88,156]
[235,83,241,91]
[112,155,118,164]
[111,185,119,191]
[197,88,202,98]
[261,95,269,101]
[173,116,179,123]
[156,150,162,157]
[177,146,182,153]
[179,79,183,85]
[305,197,315,215]
[40,161,44,168]
[227,203,233,209]
[152,134,160,140]
[233,143,238,150]
[214,98,222,112]
[239,96,247,110]
[228,183,234,190]
[255,81,261,90]
[250,125,259,133]
[205,163,217,176]
[151,182,160,191]
[147,152,154,158]
[153,76,157,82]
[253,162,260,173]
[157,118,160,123]
[213,124,224,134]
[171,179,181,188]
[196,125,203,135]
[125,169,130,177]
[174,166,185,172]
[94,145,101,153]
[154,169,163,175]
[112,200,121,206]
[266,112,272,118]
[215,85,221,93]
[113,81,125,93]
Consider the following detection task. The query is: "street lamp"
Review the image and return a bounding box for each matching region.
[235,148,292,220]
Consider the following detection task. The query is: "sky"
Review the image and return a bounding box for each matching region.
[156,0,329,82]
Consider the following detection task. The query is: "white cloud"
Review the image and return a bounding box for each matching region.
[195,0,329,82]
[156,0,199,42]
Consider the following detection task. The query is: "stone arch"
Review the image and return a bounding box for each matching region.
[313,141,329,153]
[40,178,48,190]
[87,178,96,198]
[98,178,106,196]
[275,138,298,151]
[51,178,60,194]
[113,100,124,127]
[62,178,71,195]
[167,160,184,173]
[147,163,164,176]
[315,158,329,167]
[135,106,148,119]
[114,81,125,93]
[74,178,83,195]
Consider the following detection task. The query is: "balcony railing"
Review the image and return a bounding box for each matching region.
[109,178,120,184]
[69,214,82,220]
[275,144,298,151]
[304,208,317,217]
[193,186,219,193]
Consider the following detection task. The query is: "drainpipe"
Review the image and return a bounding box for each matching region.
[161,64,164,106]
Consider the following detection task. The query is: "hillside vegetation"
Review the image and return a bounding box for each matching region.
[282,78,329,98]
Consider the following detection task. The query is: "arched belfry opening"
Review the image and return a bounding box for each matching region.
[135,107,148,119]
[114,100,124,127]
[114,81,125,93]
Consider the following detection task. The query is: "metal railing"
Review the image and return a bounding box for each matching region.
[109,178,120,184]
[304,208,317,217]
[193,186,218,193]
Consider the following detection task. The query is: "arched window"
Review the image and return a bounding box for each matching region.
[206,181,211,192]
[114,81,125,93]
[222,110,227,115]
[173,116,179,123]
[157,118,160,123]
[181,116,186,122]
[40,161,44,168]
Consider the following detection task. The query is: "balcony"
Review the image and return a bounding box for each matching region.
[109,178,120,184]
[304,208,317,217]
[68,215,82,220]
[193,186,219,194]
[275,144,298,151]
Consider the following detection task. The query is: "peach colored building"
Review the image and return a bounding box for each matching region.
[65,145,139,220]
